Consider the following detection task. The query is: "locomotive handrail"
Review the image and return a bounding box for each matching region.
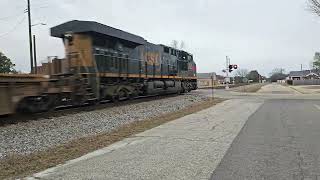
[93,53,179,68]
[93,53,190,64]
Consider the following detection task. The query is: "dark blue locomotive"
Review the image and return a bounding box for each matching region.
[49,20,198,102]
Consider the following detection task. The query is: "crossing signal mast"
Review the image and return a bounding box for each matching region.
[224,56,238,89]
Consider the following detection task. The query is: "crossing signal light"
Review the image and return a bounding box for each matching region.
[229,65,233,72]
[233,65,238,69]
[228,64,238,72]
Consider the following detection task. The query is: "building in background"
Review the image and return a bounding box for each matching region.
[197,73,225,88]
[288,70,320,80]
[197,72,217,88]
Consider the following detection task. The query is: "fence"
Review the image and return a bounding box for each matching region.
[289,79,320,86]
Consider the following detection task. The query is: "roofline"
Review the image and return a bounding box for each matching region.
[51,20,147,45]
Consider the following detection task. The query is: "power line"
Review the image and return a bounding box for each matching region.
[0,0,49,21]
[0,11,26,21]
[0,15,26,38]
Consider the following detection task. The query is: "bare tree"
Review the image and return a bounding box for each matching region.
[234,69,249,77]
[313,52,320,69]
[180,41,185,50]
[171,40,186,50]
[308,0,320,16]
[171,40,178,49]
[270,68,285,76]
[269,68,288,82]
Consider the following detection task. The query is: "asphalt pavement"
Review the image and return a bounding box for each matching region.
[211,99,320,180]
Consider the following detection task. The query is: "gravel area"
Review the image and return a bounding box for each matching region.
[0,93,208,159]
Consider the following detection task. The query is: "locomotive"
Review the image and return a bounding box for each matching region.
[0,20,197,115]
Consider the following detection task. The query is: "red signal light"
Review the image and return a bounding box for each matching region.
[233,65,238,69]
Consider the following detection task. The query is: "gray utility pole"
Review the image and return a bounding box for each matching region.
[27,0,34,74]
[225,56,230,90]
[211,73,214,100]
[33,35,37,74]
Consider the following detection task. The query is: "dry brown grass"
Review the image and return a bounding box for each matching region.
[0,98,225,179]
[230,83,267,93]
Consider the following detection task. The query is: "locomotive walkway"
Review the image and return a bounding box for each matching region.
[28,98,263,180]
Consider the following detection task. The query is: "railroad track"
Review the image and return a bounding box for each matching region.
[0,93,182,126]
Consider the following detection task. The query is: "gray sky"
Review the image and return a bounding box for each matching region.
[1,0,320,76]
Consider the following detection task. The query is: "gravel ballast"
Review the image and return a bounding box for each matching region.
[0,93,208,159]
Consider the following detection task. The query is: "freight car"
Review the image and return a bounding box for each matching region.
[0,74,50,115]
[0,20,197,115]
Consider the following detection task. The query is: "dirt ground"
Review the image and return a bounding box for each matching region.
[0,98,224,179]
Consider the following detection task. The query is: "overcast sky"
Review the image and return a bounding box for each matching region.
[1,0,320,76]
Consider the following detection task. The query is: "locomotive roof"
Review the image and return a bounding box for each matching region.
[50,20,147,45]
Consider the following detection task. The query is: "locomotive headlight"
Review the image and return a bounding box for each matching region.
[64,33,74,45]
[64,34,73,40]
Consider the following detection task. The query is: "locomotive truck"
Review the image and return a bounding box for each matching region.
[0,20,197,115]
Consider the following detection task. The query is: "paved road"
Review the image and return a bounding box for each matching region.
[28,84,320,179]
[211,99,320,180]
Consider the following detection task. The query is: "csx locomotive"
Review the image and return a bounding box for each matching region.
[0,20,197,115]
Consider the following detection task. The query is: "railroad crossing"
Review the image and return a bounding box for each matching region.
[27,84,320,179]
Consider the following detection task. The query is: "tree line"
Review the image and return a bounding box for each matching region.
[0,51,15,73]
[234,69,263,83]
[308,0,320,69]
[234,68,288,83]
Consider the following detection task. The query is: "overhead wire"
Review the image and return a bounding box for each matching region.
[0,0,27,20]
[0,11,26,21]
[0,0,53,39]
[0,15,27,38]
[0,0,49,21]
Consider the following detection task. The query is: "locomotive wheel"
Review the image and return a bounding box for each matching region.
[129,90,138,100]
[17,96,51,114]
[87,98,99,105]
[73,95,86,106]
[110,88,129,102]
[181,83,187,93]
[118,89,128,101]
[110,95,119,103]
